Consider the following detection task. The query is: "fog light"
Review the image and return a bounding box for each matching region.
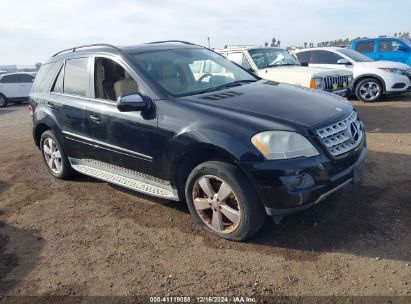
[280,173,315,190]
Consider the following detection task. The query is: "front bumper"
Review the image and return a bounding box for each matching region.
[239,135,367,216]
[327,88,351,97]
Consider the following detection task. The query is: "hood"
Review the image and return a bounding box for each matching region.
[261,65,352,77]
[179,81,353,130]
[358,60,410,70]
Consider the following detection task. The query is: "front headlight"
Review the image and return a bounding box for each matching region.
[251,131,319,160]
[347,75,353,84]
[310,77,323,90]
[378,68,404,74]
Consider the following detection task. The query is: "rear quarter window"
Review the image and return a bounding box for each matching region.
[63,58,89,97]
[31,62,61,93]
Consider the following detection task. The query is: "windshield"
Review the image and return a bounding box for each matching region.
[338,48,374,62]
[248,48,300,69]
[401,39,411,48]
[130,48,257,97]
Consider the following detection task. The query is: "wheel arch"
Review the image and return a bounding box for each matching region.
[353,74,386,93]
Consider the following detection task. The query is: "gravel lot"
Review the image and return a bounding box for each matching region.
[0,95,410,299]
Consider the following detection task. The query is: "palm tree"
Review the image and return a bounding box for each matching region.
[264,42,268,47]
[277,40,281,47]
[271,38,276,47]
[304,42,307,48]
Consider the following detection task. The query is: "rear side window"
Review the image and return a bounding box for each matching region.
[311,51,343,64]
[63,58,89,97]
[354,41,375,53]
[19,74,34,83]
[295,51,311,64]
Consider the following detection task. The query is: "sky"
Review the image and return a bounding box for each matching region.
[0,0,410,65]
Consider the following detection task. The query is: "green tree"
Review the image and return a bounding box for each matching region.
[271,38,276,47]
[264,42,268,47]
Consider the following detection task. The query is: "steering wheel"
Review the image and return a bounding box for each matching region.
[198,73,213,82]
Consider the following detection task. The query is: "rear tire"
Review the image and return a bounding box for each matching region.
[0,94,8,108]
[355,78,383,102]
[185,161,266,241]
[40,130,74,179]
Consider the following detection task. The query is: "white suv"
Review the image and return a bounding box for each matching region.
[293,47,411,102]
[0,72,35,108]
[215,47,353,97]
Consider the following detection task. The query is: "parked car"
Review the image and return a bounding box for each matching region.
[0,72,35,107]
[294,47,411,102]
[215,47,353,97]
[30,42,366,241]
[350,37,411,66]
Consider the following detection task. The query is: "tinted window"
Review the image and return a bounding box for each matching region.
[19,74,34,83]
[0,74,20,83]
[248,48,300,68]
[295,51,311,64]
[311,50,343,64]
[52,65,64,94]
[32,62,61,93]
[379,40,402,52]
[337,48,373,62]
[64,58,89,97]
[355,41,375,53]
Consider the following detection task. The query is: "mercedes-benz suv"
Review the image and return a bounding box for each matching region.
[30,41,367,241]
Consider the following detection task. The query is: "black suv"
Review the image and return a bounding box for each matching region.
[30,41,367,241]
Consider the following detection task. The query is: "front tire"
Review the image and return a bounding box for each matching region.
[0,93,8,108]
[355,78,383,102]
[40,130,74,179]
[185,161,266,241]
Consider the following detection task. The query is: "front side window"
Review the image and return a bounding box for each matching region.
[0,74,20,83]
[311,50,343,64]
[294,51,311,64]
[64,58,89,97]
[337,48,374,62]
[131,48,256,97]
[379,40,401,52]
[354,41,375,53]
[94,57,139,101]
[248,48,300,69]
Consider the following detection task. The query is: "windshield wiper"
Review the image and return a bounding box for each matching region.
[185,80,258,96]
[267,63,299,67]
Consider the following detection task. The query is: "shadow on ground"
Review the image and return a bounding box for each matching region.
[0,213,44,296]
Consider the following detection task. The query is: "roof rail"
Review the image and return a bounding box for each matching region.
[52,43,122,57]
[146,40,197,46]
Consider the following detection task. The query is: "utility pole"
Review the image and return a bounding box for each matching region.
[207,37,210,49]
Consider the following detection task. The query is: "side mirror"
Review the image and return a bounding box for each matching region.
[337,58,351,65]
[248,68,255,73]
[396,45,408,52]
[301,62,309,67]
[117,93,150,112]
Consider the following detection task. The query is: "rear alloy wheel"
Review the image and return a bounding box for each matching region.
[185,161,266,241]
[0,94,8,108]
[355,78,383,102]
[40,130,74,179]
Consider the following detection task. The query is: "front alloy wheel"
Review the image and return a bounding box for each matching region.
[192,175,241,234]
[355,78,382,102]
[185,161,266,241]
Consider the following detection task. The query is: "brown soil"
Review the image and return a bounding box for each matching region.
[0,95,410,298]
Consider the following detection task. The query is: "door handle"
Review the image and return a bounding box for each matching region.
[46,102,55,109]
[89,113,101,123]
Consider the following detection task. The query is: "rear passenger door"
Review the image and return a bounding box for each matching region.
[49,57,93,160]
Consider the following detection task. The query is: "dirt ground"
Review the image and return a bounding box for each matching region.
[0,94,410,300]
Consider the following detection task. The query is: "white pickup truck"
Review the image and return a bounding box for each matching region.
[215,47,353,97]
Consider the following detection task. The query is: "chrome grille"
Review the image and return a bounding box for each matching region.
[317,111,363,157]
[323,75,349,91]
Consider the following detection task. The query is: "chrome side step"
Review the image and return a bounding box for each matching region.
[69,158,179,201]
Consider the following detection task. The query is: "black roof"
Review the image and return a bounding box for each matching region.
[46,41,203,63]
